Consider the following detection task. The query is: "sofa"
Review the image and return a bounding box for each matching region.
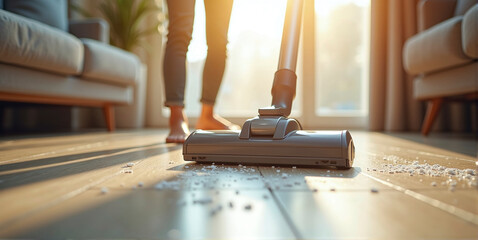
[403,0,478,135]
[0,0,142,131]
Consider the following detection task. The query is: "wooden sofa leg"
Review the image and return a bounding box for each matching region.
[103,104,115,132]
[421,98,443,136]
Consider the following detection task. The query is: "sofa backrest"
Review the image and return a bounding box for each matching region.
[454,0,477,15]
[3,0,67,31]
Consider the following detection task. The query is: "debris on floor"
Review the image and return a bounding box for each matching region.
[193,197,213,205]
[155,180,181,190]
[368,156,477,190]
[210,205,223,216]
[126,162,135,167]
[370,188,379,193]
[101,187,109,194]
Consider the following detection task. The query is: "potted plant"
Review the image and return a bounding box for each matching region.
[71,0,164,52]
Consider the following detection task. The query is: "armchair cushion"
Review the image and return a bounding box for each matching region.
[3,0,68,31]
[0,10,84,75]
[81,39,140,86]
[403,16,471,75]
[69,18,110,44]
[418,0,457,32]
[462,4,478,58]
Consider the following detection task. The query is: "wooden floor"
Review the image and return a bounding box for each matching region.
[0,130,477,239]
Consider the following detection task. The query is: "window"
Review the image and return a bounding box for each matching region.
[165,0,370,129]
[312,0,370,127]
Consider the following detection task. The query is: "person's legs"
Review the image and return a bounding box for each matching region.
[196,0,238,130]
[163,0,195,143]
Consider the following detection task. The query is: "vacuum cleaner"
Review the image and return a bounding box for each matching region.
[183,0,355,169]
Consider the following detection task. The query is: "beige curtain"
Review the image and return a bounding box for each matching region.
[369,0,423,131]
[144,19,168,128]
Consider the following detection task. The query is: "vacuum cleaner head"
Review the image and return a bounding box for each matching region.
[183,128,355,169]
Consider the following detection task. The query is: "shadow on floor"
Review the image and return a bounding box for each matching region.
[0,143,182,190]
[0,130,153,151]
[384,132,477,157]
[0,143,162,173]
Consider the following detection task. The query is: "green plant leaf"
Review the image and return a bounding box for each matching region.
[73,0,162,52]
[70,2,94,18]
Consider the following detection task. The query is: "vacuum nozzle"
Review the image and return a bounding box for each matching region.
[259,69,297,117]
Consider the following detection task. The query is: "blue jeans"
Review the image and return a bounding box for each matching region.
[163,0,233,107]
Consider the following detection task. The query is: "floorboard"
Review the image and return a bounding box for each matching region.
[0,130,476,239]
[275,191,478,239]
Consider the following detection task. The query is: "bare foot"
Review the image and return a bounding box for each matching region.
[166,106,190,143]
[196,104,240,130]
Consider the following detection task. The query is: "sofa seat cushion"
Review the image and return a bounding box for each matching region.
[0,63,132,104]
[81,39,140,86]
[0,10,83,75]
[403,16,472,75]
[462,4,478,58]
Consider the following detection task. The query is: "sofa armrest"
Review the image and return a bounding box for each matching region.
[69,18,109,43]
[418,0,457,32]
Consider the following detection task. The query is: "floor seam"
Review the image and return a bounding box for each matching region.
[258,168,303,240]
[360,171,478,226]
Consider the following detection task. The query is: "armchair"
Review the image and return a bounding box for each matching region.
[403,0,478,135]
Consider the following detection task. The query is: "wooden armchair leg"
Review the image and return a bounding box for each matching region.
[103,104,115,132]
[421,98,443,136]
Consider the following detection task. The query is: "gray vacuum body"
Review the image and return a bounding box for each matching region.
[183,117,355,169]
